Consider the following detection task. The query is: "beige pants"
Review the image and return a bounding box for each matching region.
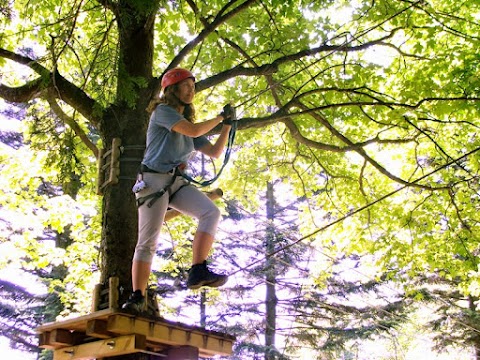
[133,172,221,262]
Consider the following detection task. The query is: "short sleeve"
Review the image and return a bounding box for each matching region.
[193,135,210,150]
[152,104,184,131]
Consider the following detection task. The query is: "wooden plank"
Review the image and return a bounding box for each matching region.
[39,332,52,349]
[108,137,121,186]
[166,345,199,360]
[86,319,112,339]
[53,334,146,360]
[107,314,233,357]
[91,283,102,312]
[95,148,106,195]
[37,310,235,357]
[50,329,77,347]
[108,277,119,310]
[36,309,116,334]
[39,329,84,349]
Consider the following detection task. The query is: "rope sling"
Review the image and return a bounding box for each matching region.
[180,112,237,187]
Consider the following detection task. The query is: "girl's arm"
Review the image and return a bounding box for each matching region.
[197,124,232,159]
[172,115,223,138]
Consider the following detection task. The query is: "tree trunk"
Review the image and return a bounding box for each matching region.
[98,7,156,360]
[265,182,277,360]
[200,290,207,327]
[99,2,155,299]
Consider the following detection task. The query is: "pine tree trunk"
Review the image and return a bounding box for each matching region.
[265,182,277,360]
[200,290,207,327]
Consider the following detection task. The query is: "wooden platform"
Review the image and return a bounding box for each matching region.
[37,309,235,359]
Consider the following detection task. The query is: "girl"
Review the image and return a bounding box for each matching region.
[123,68,233,312]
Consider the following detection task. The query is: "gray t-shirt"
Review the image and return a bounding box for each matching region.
[142,104,210,173]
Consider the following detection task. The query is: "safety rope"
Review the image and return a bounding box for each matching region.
[216,201,480,351]
[180,117,238,187]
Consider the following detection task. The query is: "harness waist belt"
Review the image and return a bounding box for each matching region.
[141,164,160,173]
[141,164,185,174]
[136,169,188,208]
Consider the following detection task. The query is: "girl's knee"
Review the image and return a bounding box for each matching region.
[133,243,156,263]
[204,204,221,221]
[198,204,221,235]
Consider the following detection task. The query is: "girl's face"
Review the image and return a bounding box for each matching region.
[175,78,195,104]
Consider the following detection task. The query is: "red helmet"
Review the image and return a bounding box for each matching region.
[161,68,195,90]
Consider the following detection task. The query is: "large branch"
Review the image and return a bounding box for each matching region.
[148,0,258,103]
[0,47,51,74]
[195,28,404,91]
[49,71,103,129]
[229,92,476,191]
[169,0,257,68]
[0,78,44,103]
[0,48,102,129]
[235,107,416,151]
[223,93,480,136]
[46,91,100,158]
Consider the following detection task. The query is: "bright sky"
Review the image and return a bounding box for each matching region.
[0,337,35,360]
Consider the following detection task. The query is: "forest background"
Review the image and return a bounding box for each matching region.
[1,0,480,359]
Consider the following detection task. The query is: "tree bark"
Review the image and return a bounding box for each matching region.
[99,0,155,321]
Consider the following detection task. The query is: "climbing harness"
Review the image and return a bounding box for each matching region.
[132,105,237,207]
[134,166,189,208]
